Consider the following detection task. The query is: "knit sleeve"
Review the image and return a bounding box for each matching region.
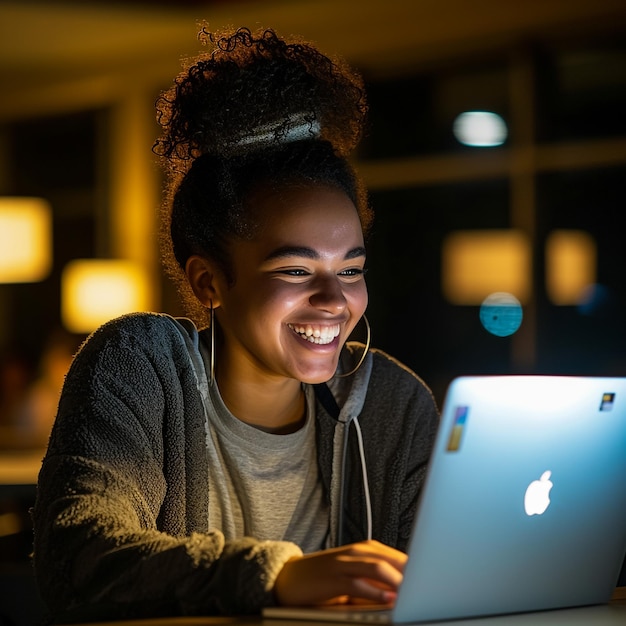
[32,314,302,622]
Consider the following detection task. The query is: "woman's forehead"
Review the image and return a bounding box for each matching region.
[236,184,365,258]
[249,183,361,226]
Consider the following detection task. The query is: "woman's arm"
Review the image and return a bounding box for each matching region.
[32,315,302,621]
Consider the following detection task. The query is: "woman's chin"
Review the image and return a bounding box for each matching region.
[293,359,340,385]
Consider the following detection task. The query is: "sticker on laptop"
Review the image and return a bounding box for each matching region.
[447,405,468,452]
[599,392,615,411]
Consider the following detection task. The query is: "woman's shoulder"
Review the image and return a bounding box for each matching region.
[91,312,192,340]
[336,342,438,409]
[368,346,439,407]
[76,312,198,361]
[368,345,428,384]
[335,341,431,391]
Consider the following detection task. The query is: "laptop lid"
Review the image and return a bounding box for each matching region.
[392,375,626,623]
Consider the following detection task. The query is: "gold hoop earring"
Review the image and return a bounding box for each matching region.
[209,300,215,386]
[337,314,371,378]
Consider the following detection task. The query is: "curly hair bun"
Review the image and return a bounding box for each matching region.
[154,26,367,163]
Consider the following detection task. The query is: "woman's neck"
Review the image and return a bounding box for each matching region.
[216,369,306,434]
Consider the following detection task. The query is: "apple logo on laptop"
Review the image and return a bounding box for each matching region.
[524,470,553,516]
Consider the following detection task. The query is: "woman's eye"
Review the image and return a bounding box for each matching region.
[339,268,367,278]
[280,269,310,277]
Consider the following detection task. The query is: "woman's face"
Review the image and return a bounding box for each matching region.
[214,184,368,384]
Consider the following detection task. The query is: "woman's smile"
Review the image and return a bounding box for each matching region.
[287,323,342,345]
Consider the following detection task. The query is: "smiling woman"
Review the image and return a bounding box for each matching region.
[31,25,440,623]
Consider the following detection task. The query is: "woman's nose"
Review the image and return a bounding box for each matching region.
[309,275,347,313]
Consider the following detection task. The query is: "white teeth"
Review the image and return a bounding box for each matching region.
[288,323,341,345]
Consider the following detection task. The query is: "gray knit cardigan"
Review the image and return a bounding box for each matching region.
[32,312,439,623]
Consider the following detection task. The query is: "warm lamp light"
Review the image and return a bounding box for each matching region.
[0,196,52,283]
[442,229,531,305]
[61,259,151,333]
[545,230,596,305]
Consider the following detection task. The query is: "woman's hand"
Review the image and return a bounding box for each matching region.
[273,539,407,607]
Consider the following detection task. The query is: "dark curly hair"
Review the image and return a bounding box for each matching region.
[154,26,373,325]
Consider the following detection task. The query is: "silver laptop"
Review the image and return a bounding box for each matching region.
[264,375,626,624]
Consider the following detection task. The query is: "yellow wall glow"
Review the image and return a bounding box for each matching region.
[0,197,52,283]
[442,229,531,305]
[61,259,151,333]
[545,230,596,305]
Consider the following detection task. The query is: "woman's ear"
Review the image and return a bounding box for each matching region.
[185,255,223,308]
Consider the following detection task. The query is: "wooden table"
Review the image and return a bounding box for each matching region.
[52,602,626,626]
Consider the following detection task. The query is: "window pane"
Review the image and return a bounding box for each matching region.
[361,61,509,159]
[365,180,510,404]
[535,167,626,374]
[536,37,626,142]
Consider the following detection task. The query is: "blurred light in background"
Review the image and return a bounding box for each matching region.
[479,292,523,337]
[61,259,150,333]
[453,111,508,147]
[545,230,596,305]
[0,511,22,537]
[0,197,52,283]
[442,229,531,305]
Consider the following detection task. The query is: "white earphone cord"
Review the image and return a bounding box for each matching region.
[352,417,372,541]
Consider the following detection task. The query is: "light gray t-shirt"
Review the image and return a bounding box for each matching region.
[205,382,329,553]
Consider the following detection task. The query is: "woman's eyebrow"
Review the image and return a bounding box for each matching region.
[264,245,366,262]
